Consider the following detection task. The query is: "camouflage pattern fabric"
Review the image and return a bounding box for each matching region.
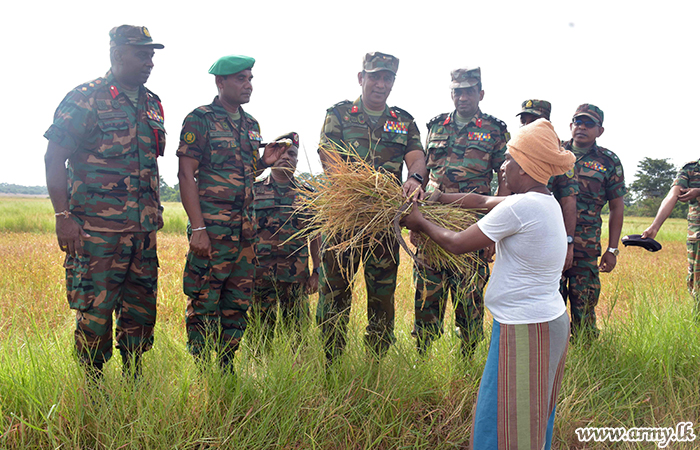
[178,96,264,358]
[319,96,423,181]
[317,96,423,361]
[44,70,165,232]
[64,230,158,365]
[548,170,579,202]
[316,237,399,361]
[424,109,508,195]
[176,96,264,242]
[560,140,625,335]
[183,238,256,357]
[253,175,311,283]
[673,160,700,305]
[249,279,309,353]
[413,251,489,355]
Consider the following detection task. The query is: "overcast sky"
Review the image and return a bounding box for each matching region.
[3,0,698,188]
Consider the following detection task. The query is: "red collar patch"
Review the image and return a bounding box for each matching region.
[350,105,359,114]
[443,116,451,126]
[390,110,398,119]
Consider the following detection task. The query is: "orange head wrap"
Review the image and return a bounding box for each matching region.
[507,119,575,185]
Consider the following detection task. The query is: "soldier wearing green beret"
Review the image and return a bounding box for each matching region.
[177,55,287,371]
[560,104,625,339]
[248,132,321,353]
[642,160,700,316]
[413,67,509,357]
[44,25,166,380]
[518,100,579,273]
[317,52,427,364]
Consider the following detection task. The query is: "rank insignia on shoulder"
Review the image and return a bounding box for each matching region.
[146,109,164,123]
[384,121,408,134]
[183,132,196,144]
[468,131,491,141]
[582,161,607,173]
[248,130,262,141]
[390,110,398,119]
[350,106,359,114]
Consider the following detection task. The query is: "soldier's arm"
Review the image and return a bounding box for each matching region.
[438,191,506,213]
[45,141,90,256]
[600,196,624,273]
[403,149,427,198]
[560,194,577,271]
[318,111,344,174]
[178,156,212,258]
[643,185,682,239]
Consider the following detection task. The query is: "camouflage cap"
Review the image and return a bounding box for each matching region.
[272,131,300,148]
[450,67,481,89]
[573,103,604,125]
[516,99,552,120]
[363,52,399,74]
[208,55,255,76]
[109,25,164,49]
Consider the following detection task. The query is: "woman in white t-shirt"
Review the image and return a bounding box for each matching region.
[402,119,575,450]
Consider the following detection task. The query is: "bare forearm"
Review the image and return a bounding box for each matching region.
[560,195,577,237]
[607,197,624,248]
[44,143,71,213]
[309,236,321,269]
[178,173,205,228]
[439,192,502,212]
[650,191,679,231]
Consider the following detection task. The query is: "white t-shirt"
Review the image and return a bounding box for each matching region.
[476,192,567,324]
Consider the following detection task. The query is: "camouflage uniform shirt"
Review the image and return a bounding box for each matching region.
[425,109,508,195]
[320,96,423,180]
[563,140,626,256]
[44,70,165,232]
[548,171,579,202]
[673,160,700,242]
[253,175,312,283]
[176,97,264,240]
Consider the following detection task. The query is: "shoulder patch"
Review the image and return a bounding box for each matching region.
[327,100,352,113]
[482,113,508,132]
[427,113,449,130]
[145,88,161,103]
[193,105,215,117]
[599,147,621,164]
[390,106,414,120]
[74,77,104,96]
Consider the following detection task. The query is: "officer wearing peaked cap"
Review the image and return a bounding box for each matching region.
[317,52,427,364]
[44,25,166,381]
[177,54,287,372]
[413,66,510,358]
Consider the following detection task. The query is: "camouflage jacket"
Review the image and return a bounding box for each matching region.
[176,97,264,241]
[548,171,579,201]
[424,109,508,194]
[673,160,700,242]
[319,96,423,180]
[253,175,312,283]
[44,70,165,232]
[562,140,626,254]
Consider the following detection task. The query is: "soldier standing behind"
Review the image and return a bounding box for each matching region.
[642,160,700,315]
[249,132,321,353]
[517,100,578,271]
[177,55,285,372]
[317,52,427,364]
[560,104,625,339]
[44,25,166,380]
[414,67,509,357]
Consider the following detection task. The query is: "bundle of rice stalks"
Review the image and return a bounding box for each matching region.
[294,142,484,284]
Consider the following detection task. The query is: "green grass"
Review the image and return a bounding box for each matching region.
[1,198,699,449]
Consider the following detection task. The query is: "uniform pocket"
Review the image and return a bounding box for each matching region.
[63,254,94,311]
[95,120,133,157]
[183,252,212,298]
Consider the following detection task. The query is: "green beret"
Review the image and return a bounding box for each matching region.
[208,55,255,76]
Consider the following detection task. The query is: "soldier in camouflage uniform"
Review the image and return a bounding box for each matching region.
[518,99,578,272]
[44,25,166,379]
[560,104,625,338]
[317,52,427,363]
[177,55,286,371]
[643,160,700,314]
[249,132,321,353]
[414,67,509,357]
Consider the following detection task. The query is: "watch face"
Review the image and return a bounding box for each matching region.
[567,235,574,244]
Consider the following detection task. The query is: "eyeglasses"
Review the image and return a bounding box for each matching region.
[572,118,598,128]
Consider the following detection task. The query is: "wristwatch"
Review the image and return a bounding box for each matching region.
[409,173,424,184]
[566,235,574,245]
[607,247,620,257]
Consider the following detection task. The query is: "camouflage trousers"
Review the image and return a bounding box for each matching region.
[248,278,309,353]
[184,237,255,359]
[560,257,600,337]
[63,230,158,366]
[316,237,399,362]
[413,250,489,355]
[686,240,700,312]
